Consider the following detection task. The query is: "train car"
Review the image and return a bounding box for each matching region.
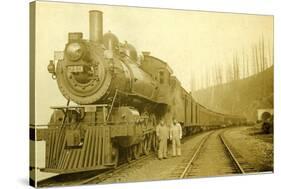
[38,10,246,174]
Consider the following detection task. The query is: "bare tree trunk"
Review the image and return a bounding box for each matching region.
[259,37,264,72]
[219,64,223,84]
[212,67,216,86]
[232,56,236,80]
[252,46,256,74]
[268,39,273,66]
[235,54,240,80]
[205,67,209,88]
[262,36,267,70]
[246,53,249,77]
[227,62,232,82]
[255,45,260,74]
[242,49,245,78]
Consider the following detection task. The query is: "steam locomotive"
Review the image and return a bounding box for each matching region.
[41,10,245,173]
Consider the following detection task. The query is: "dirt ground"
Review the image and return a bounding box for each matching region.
[100,131,212,184]
[101,126,273,184]
[223,125,273,172]
[37,126,273,185]
[187,130,237,177]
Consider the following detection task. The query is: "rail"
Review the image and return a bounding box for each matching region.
[38,152,154,187]
[219,133,245,174]
[179,129,246,178]
[179,131,213,178]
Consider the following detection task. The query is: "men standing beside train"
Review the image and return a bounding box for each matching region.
[170,118,182,157]
[156,120,169,160]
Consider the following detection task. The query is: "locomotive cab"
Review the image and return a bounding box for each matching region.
[140,53,173,104]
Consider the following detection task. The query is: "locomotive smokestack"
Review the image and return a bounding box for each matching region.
[89,10,103,43]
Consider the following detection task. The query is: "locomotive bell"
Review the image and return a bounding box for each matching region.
[123,41,138,61]
[103,31,119,51]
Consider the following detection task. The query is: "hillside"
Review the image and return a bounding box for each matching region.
[192,66,273,121]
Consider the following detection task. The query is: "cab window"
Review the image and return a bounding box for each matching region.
[159,71,164,84]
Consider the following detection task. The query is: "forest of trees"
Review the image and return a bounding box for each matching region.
[191,36,273,91]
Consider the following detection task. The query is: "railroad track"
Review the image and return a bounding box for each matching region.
[219,132,257,173]
[38,131,207,187]
[170,129,256,179]
[38,152,154,187]
[38,128,257,187]
[78,153,154,185]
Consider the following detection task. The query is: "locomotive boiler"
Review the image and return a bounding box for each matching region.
[44,10,168,173]
[40,10,246,174]
[49,10,158,106]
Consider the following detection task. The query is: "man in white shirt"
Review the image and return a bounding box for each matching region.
[156,120,169,159]
[170,118,182,156]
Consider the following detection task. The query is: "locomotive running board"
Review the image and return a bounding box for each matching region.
[50,104,109,109]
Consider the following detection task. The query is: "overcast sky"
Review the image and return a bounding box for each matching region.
[34,1,273,124]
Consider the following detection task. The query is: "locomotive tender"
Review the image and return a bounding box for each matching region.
[41,10,245,173]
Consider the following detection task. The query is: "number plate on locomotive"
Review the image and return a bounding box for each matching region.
[68,66,83,72]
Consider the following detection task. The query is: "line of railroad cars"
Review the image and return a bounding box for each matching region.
[166,78,246,135]
[140,55,245,134]
[34,10,246,175]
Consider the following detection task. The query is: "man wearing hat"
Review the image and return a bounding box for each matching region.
[156,120,169,160]
[170,118,182,156]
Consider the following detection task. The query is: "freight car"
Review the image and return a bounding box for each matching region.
[38,10,245,174]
